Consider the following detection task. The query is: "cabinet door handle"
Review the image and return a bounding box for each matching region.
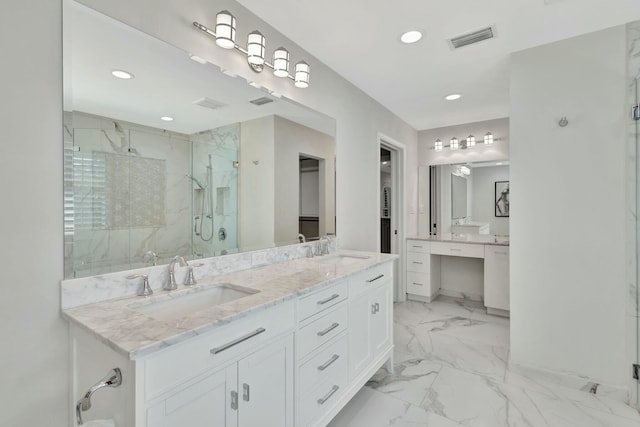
[317,322,339,337]
[317,385,340,405]
[375,302,380,313]
[231,390,238,410]
[371,303,376,314]
[412,282,424,286]
[317,293,340,305]
[210,328,266,354]
[366,274,384,283]
[317,354,340,371]
[242,383,250,402]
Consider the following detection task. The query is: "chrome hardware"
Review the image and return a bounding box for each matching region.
[166,255,188,290]
[317,322,339,337]
[371,303,376,314]
[375,302,380,313]
[210,328,266,354]
[317,294,339,305]
[412,261,423,264]
[184,263,203,286]
[317,354,340,371]
[412,282,424,286]
[366,274,384,283]
[76,368,122,425]
[298,233,306,243]
[633,104,640,121]
[317,385,339,405]
[127,274,153,296]
[243,383,250,401]
[231,390,238,410]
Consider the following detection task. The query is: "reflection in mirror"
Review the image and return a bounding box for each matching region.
[63,1,336,278]
[428,161,509,236]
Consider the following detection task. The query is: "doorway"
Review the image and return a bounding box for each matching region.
[378,135,406,302]
[299,156,320,240]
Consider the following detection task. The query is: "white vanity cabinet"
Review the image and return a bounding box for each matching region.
[406,239,440,301]
[484,245,510,314]
[348,264,393,381]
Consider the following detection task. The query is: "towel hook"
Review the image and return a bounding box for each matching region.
[76,368,122,425]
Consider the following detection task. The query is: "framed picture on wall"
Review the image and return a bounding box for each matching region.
[495,181,510,217]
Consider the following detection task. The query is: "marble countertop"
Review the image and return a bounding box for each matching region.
[408,234,510,246]
[63,250,396,360]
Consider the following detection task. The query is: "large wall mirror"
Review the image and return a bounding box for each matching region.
[63,1,336,278]
[421,161,509,237]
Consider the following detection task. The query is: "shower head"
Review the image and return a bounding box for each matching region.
[186,174,205,190]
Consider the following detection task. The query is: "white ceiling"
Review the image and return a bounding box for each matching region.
[65,1,335,136]
[236,0,640,130]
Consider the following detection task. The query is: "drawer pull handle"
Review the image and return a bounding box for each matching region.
[366,274,385,283]
[495,251,507,255]
[317,293,340,305]
[412,282,424,286]
[317,385,340,405]
[450,248,462,252]
[317,354,340,371]
[412,261,423,265]
[317,322,340,337]
[210,328,266,355]
[243,383,250,402]
[412,245,423,248]
[231,390,238,410]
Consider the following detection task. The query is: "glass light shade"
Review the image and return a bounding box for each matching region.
[450,137,459,150]
[484,132,494,145]
[273,47,290,77]
[247,31,266,65]
[466,135,475,147]
[294,61,310,88]
[434,139,443,151]
[215,10,236,49]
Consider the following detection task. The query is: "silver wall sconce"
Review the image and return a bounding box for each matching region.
[433,132,497,151]
[193,11,310,88]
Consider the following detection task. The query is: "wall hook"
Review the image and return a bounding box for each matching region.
[558,116,568,127]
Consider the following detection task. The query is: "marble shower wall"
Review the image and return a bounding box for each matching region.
[190,124,239,258]
[65,111,191,277]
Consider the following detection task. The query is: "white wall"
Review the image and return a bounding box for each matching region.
[0,1,69,426]
[510,26,628,387]
[471,166,510,235]
[239,116,275,251]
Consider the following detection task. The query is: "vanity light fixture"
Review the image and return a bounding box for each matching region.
[111,69,134,80]
[432,132,499,150]
[466,135,476,147]
[193,14,310,88]
[400,30,422,44]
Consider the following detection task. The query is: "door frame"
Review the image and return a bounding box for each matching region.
[378,133,406,302]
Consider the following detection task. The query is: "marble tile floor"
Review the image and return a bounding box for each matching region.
[328,297,640,427]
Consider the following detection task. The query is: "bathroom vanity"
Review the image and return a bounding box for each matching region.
[406,235,509,316]
[63,249,395,427]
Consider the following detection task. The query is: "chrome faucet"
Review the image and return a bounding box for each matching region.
[166,255,188,291]
[297,233,306,243]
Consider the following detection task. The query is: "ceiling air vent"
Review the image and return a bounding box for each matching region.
[193,97,227,110]
[449,26,495,49]
[249,96,274,106]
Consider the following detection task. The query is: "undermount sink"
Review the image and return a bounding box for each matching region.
[317,254,371,265]
[131,284,259,322]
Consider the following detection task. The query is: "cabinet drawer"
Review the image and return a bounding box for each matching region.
[297,304,348,359]
[298,333,347,395]
[298,370,347,427]
[349,262,393,298]
[298,280,348,322]
[406,252,429,273]
[406,272,428,296]
[430,242,484,258]
[145,301,295,400]
[406,239,429,253]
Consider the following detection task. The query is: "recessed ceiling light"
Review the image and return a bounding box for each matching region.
[400,30,422,44]
[111,69,134,79]
[160,116,174,121]
[445,93,462,101]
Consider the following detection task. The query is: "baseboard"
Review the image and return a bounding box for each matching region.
[439,288,483,302]
[406,293,436,303]
[486,307,510,318]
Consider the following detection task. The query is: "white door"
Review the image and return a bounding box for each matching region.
[370,282,392,356]
[348,292,372,380]
[237,334,294,427]
[146,365,237,427]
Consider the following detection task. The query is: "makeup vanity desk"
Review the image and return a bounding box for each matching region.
[406,234,510,317]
